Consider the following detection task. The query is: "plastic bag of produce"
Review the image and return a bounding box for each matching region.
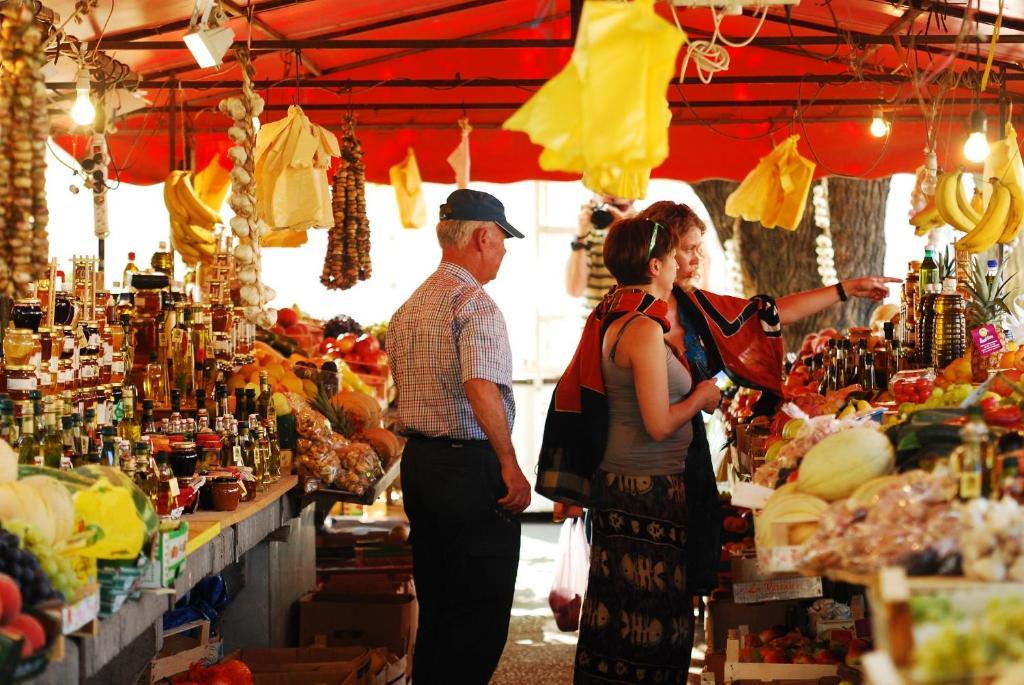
[549,518,590,632]
[73,477,150,560]
[332,440,383,495]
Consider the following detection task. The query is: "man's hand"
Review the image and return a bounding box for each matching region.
[497,462,532,513]
[843,276,902,302]
[577,204,595,238]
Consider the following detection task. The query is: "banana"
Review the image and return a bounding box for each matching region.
[910,198,944,236]
[957,179,1012,253]
[163,170,188,223]
[936,170,978,233]
[178,220,216,245]
[999,179,1024,244]
[971,186,985,215]
[956,174,982,224]
[175,172,221,227]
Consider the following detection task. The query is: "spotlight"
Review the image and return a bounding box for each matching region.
[184,1,233,69]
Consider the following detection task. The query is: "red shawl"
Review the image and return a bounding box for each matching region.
[538,288,670,506]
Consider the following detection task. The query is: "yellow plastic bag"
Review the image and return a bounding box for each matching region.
[192,156,231,213]
[503,0,684,200]
[389,148,427,229]
[725,135,815,231]
[73,476,149,560]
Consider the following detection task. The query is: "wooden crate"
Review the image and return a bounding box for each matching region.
[147,619,215,683]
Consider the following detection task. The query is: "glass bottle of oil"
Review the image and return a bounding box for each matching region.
[932,277,966,370]
[16,401,37,465]
[170,305,195,403]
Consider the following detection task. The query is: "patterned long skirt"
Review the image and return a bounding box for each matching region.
[574,470,693,685]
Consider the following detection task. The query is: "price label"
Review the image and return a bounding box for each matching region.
[972,323,1004,357]
[169,477,180,498]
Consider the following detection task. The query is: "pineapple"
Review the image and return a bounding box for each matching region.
[964,257,1015,381]
[937,247,957,282]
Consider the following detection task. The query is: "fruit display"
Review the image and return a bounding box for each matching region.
[916,169,1024,251]
[164,170,219,266]
[0,3,50,296]
[1,521,77,602]
[0,529,60,605]
[219,46,276,329]
[753,486,828,549]
[322,116,371,290]
[911,594,1024,683]
[735,626,868,667]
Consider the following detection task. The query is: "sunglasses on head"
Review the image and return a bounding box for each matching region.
[647,220,663,261]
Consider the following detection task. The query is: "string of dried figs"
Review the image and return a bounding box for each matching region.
[321,119,371,290]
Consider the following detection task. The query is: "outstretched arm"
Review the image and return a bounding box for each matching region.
[776,277,902,326]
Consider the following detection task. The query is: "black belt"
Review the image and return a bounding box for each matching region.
[405,433,492,449]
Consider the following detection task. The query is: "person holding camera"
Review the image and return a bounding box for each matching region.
[567,195,636,308]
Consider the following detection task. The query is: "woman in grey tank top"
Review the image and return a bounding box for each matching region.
[574,217,721,685]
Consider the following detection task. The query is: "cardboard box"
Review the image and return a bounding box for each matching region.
[321,572,413,597]
[141,521,189,589]
[299,592,417,659]
[706,600,803,653]
[232,647,370,685]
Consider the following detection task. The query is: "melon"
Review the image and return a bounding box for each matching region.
[797,427,895,501]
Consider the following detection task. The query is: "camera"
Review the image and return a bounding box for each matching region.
[589,204,615,229]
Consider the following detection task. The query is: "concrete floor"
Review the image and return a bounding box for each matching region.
[491,523,707,685]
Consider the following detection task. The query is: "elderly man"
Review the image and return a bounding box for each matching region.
[388,188,531,684]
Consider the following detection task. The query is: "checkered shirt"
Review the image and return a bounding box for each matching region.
[388,261,515,440]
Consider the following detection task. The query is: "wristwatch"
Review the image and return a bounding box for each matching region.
[571,238,589,251]
[835,281,848,302]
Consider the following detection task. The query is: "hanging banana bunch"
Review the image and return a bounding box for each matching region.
[165,169,220,266]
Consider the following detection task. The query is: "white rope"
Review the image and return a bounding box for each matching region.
[672,0,770,83]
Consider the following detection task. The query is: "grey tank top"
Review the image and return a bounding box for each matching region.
[600,315,694,475]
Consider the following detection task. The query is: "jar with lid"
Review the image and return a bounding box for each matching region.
[37,328,55,392]
[110,351,126,384]
[6,366,36,401]
[78,354,99,390]
[4,328,34,367]
[11,297,42,332]
[170,441,198,479]
[52,289,76,327]
[196,433,223,470]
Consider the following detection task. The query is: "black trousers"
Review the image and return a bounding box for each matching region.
[401,435,521,685]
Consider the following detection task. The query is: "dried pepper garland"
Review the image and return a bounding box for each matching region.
[0,4,50,296]
[322,118,371,290]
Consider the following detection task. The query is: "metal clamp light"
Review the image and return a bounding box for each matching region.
[184,0,234,69]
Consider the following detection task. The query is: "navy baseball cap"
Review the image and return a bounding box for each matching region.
[438,189,524,239]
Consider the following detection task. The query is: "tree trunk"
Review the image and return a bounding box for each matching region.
[691,177,891,353]
[827,176,891,331]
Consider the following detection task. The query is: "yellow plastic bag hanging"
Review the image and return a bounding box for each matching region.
[725,135,815,231]
[446,118,472,189]
[192,155,232,213]
[503,0,684,200]
[389,148,427,229]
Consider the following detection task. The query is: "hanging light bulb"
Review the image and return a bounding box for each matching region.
[69,67,95,126]
[963,109,990,164]
[869,107,889,138]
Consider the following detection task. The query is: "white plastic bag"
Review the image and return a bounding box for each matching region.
[548,517,590,632]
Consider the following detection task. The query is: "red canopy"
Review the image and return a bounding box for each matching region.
[47,0,1024,189]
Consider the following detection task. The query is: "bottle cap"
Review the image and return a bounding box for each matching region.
[987,259,998,268]
[158,241,167,250]
[128,252,136,260]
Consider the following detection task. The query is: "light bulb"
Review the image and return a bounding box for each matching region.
[963,109,990,164]
[69,67,95,126]
[869,109,889,138]
[964,131,990,164]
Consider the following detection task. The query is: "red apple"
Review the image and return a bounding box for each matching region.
[757,628,778,644]
[7,614,44,653]
[353,334,380,358]
[277,308,299,327]
[0,575,22,624]
[337,333,358,354]
[318,337,337,354]
[814,649,839,665]
[760,647,787,664]
[792,652,814,664]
